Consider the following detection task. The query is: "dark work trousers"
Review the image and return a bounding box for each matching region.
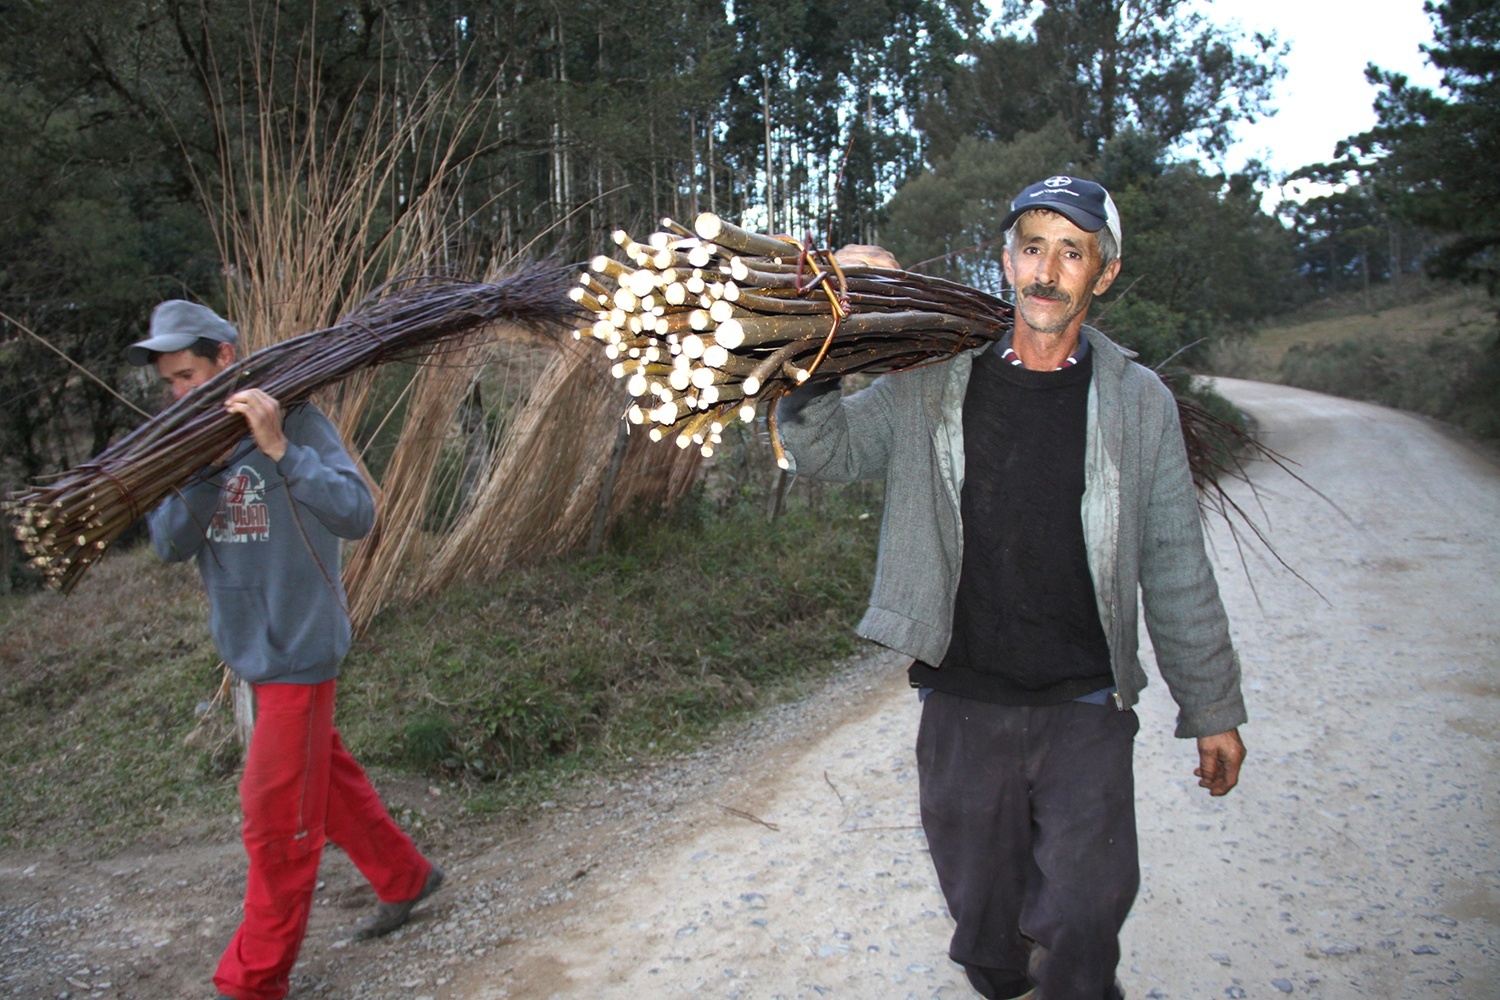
[916,690,1140,1000]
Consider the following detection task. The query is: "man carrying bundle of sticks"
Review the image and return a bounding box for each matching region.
[126,300,444,1000]
[777,177,1247,1000]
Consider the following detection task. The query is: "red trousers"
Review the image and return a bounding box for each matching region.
[213,679,431,1000]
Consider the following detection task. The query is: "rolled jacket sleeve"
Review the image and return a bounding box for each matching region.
[777,375,900,483]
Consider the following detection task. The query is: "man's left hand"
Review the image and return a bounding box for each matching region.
[833,244,901,269]
[225,389,288,463]
[1194,728,1246,796]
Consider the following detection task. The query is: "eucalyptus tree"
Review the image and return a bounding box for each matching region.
[921,0,1286,161]
[880,125,1089,288]
[884,0,1298,368]
[718,0,981,245]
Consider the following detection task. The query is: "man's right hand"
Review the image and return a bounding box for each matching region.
[1195,728,1246,796]
[225,389,289,463]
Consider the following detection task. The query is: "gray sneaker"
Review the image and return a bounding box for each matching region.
[352,865,445,940]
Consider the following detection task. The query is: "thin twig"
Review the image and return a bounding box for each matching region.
[824,123,864,249]
[0,310,152,419]
[823,770,845,807]
[716,803,780,832]
[907,235,1007,272]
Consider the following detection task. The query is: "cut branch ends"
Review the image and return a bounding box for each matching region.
[574,214,1011,463]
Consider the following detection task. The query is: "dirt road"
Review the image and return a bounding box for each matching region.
[3,379,1498,999]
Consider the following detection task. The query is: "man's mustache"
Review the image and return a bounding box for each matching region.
[1020,283,1069,303]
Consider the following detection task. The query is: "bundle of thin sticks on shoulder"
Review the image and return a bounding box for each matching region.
[573,214,1013,465]
[6,267,573,594]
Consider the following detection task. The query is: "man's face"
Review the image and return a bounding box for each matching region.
[155,343,234,402]
[1002,210,1121,338]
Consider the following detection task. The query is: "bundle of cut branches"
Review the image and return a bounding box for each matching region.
[571,213,1011,465]
[5,265,576,594]
[577,214,1306,559]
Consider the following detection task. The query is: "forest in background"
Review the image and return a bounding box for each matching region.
[1,0,1496,548]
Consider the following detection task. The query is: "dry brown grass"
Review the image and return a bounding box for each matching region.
[405,339,703,602]
[195,34,703,629]
[1207,286,1493,378]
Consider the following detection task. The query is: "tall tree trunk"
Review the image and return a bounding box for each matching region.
[1389,225,1402,288]
[708,120,717,216]
[1361,235,1373,312]
[689,113,699,219]
[762,71,775,234]
[1096,4,1122,146]
[650,117,660,223]
[550,22,565,227]
[558,19,571,226]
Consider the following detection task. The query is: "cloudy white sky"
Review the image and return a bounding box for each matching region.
[1195,0,1445,198]
[989,1,1448,203]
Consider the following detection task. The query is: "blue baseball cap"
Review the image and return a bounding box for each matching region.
[126,300,240,366]
[1000,176,1122,251]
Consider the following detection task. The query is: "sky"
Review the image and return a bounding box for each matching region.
[1193,0,1446,203]
[988,1,1449,207]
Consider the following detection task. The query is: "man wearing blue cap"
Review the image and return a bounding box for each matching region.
[780,177,1247,999]
[128,301,443,1000]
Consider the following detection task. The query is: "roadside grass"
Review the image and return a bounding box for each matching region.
[0,548,234,852]
[1207,284,1499,441]
[1209,286,1492,375]
[336,481,882,816]
[0,482,881,852]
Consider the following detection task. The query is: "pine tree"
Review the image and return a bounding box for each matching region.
[1342,0,1500,292]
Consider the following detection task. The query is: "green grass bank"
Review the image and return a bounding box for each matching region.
[0,483,881,852]
[1208,284,1500,441]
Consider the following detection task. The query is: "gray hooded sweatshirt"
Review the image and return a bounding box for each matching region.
[149,403,374,684]
[777,328,1245,739]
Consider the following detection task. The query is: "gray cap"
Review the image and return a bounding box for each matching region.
[126,300,239,367]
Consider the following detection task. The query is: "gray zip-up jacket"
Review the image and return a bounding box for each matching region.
[777,328,1245,739]
[149,403,374,685]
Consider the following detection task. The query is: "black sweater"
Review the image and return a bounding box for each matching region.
[908,344,1113,704]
